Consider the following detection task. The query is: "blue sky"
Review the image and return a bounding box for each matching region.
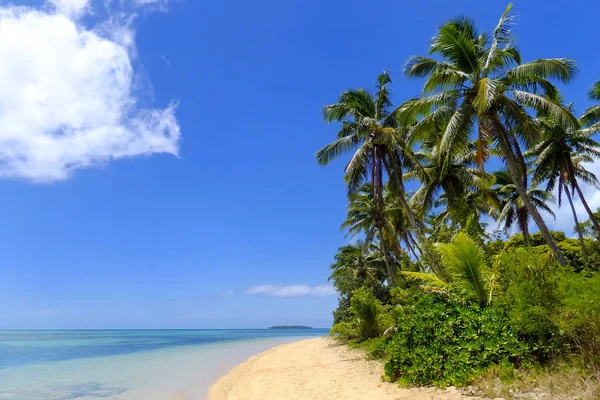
[0,0,598,329]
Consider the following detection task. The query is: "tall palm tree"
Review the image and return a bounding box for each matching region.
[492,170,556,245]
[316,71,417,284]
[576,81,600,235]
[342,183,420,261]
[528,100,600,260]
[401,3,575,265]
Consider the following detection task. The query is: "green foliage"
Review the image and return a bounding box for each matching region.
[383,292,527,387]
[381,245,600,388]
[351,287,385,340]
[317,2,600,395]
[577,209,600,240]
[494,247,565,353]
[403,232,491,306]
[330,287,393,341]
[504,231,566,247]
[504,231,600,272]
[556,273,600,366]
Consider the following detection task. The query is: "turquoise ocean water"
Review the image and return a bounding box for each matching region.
[0,329,329,400]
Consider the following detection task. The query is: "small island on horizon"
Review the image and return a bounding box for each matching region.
[268,325,313,330]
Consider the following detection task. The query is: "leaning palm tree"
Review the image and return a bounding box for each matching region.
[316,71,417,284]
[401,3,575,265]
[403,232,491,307]
[528,99,600,260]
[492,170,556,245]
[575,81,600,235]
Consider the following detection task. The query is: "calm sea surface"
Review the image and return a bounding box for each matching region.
[0,329,328,400]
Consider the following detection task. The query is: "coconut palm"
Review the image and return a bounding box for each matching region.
[406,141,495,233]
[342,183,420,261]
[328,241,388,285]
[582,81,600,128]
[492,170,556,245]
[528,100,600,260]
[316,71,419,283]
[575,81,600,235]
[401,3,576,265]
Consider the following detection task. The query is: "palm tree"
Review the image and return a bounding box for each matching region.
[406,141,495,237]
[328,241,387,285]
[576,81,600,235]
[403,232,491,307]
[401,3,576,265]
[316,71,417,283]
[528,99,600,260]
[342,183,420,261]
[492,170,556,245]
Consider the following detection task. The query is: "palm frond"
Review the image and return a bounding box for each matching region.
[506,59,578,84]
[401,271,450,293]
[316,134,362,166]
[437,232,488,306]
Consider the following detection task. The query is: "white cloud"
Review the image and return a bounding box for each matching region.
[245,284,336,297]
[130,0,171,11]
[0,3,180,182]
[48,0,90,17]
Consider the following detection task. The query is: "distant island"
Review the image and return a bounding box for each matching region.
[268,325,313,330]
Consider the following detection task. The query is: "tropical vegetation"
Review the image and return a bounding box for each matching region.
[317,4,600,398]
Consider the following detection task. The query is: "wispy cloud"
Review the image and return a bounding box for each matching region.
[245,284,336,297]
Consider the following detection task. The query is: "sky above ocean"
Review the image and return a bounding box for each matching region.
[0,0,598,328]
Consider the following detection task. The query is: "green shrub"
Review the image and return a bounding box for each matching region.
[350,287,390,340]
[504,231,567,248]
[503,231,600,272]
[494,247,565,356]
[383,292,528,387]
[556,273,600,366]
[329,320,355,338]
[330,287,393,341]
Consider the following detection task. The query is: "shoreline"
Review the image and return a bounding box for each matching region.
[207,337,476,400]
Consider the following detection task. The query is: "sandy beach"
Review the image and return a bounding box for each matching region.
[208,337,476,400]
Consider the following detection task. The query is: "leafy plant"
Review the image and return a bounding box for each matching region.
[403,232,491,306]
[384,292,527,387]
[330,287,393,341]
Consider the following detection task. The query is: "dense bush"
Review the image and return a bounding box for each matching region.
[331,273,390,324]
[330,287,393,341]
[556,273,600,366]
[383,292,528,387]
[380,244,600,387]
[329,230,600,390]
[494,247,565,352]
[503,231,600,272]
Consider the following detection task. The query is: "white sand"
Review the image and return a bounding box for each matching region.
[208,337,478,400]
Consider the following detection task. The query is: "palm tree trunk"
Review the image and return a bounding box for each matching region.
[495,125,568,266]
[565,185,588,264]
[517,209,531,246]
[406,230,423,256]
[573,180,600,237]
[373,146,396,285]
[404,237,419,260]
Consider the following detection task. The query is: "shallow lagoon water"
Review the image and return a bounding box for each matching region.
[0,329,328,400]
